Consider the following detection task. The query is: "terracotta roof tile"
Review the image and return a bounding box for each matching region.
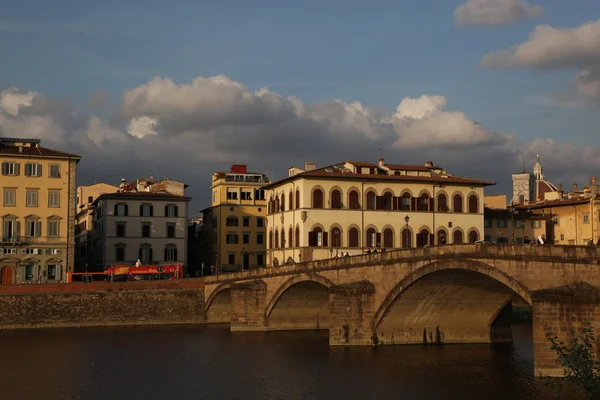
[0,145,81,159]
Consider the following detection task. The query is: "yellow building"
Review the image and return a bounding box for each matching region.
[263,159,493,266]
[75,182,118,272]
[0,137,80,284]
[200,165,270,272]
[484,207,551,244]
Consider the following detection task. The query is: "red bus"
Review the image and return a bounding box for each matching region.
[68,263,184,283]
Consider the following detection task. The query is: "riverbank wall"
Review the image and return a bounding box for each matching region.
[0,280,206,330]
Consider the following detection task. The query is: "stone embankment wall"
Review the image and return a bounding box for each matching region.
[0,280,206,330]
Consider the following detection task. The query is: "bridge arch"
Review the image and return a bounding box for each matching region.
[205,283,233,323]
[372,259,532,345]
[265,274,334,331]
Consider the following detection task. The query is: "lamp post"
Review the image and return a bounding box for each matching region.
[404,215,410,248]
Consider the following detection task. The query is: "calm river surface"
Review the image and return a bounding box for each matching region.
[0,323,578,400]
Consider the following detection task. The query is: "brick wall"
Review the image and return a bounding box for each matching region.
[0,280,206,330]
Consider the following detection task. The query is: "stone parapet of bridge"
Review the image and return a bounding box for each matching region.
[203,244,600,377]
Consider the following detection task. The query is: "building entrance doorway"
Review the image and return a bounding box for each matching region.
[1,266,14,284]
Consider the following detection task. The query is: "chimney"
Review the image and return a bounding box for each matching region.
[424,160,434,168]
[304,162,316,172]
[378,157,385,168]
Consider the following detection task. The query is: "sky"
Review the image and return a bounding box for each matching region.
[1,0,599,214]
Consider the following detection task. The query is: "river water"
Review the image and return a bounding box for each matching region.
[0,323,578,400]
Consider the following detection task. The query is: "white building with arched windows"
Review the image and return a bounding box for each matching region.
[262,159,494,266]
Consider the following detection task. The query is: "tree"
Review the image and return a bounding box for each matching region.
[546,324,600,399]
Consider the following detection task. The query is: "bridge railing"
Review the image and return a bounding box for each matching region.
[203,244,600,283]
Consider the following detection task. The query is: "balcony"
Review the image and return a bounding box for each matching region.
[1,235,66,244]
[0,235,24,244]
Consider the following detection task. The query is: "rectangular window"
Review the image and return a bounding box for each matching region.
[226,217,238,227]
[115,203,128,216]
[256,217,264,228]
[242,217,250,227]
[140,204,153,217]
[531,220,542,229]
[241,190,252,200]
[254,189,265,201]
[514,220,524,228]
[228,253,235,265]
[24,163,42,177]
[2,162,19,176]
[142,223,151,238]
[49,164,61,178]
[3,189,15,206]
[165,204,178,217]
[256,232,264,245]
[26,190,38,207]
[484,219,491,228]
[243,232,250,244]
[496,219,507,228]
[167,223,176,238]
[48,190,60,207]
[256,254,264,265]
[226,232,238,244]
[116,223,126,237]
[87,196,93,204]
[227,189,238,200]
[26,220,41,237]
[47,220,59,237]
[47,265,56,280]
[139,246,153,262]
[165,247,177,261]
[583,213,590,224]
[515,237,524,244]
[115,246,126,262]
[24,264,34,281]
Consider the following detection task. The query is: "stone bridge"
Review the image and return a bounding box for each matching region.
[203,244,600,376]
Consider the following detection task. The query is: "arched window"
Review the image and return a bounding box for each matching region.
[468,195,478,214]
[331,189,342,209]
[401,192,411,210]
[296,189,300,209]
[331,227,341,247]
[281,229,286,248]
[312,189,324,209]
[383,192,393,210]
[275,230,279,249]
[280,195,285,212]
[402,229,412,248]
[275,196,280,213]
[453,230,463,244]
[289,192,293,210]
[349,190,360,210]
[164,244,178,262]
[366,228,377,247]
[453,194,463,213]
[418,193,429,211]
[289,227,293,247]
[383,228,394,248]
[437,194,447,212]
[469,230,479,243]
[349,228,359,248]
[308,227,326,247]
[295,226,300,247]
[269,230,273,249]
[417,229,430,247]
[437,230,446,246]
[366,191,376,210]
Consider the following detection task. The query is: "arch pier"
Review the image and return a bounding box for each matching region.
[203,244,600,377]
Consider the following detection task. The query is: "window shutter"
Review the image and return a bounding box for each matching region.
[429,234,434,245]
[140,205,143,216]
[149,248,153,262]
[1,162,5,175]
[35,221,41,237]
[38,164,42,177]
[165,205,168,216]
[150,205,154,217]
[376,232,382,247]
[323,232,328,247]
[411,197,416,211]
[25,163,30,176]
[124,204,129,216]
[15,163,20,176]
[393,197,398,210]
[15,221,21,238]
[308,232,314,247]
[139,248,143,260]
[114,204,118,216]
[174,248,178,261]
[235,234,239,244]
[174,206,178,217]
[429,198,435,212]
[164,248,168,261]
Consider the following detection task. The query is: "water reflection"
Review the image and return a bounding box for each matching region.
[0,323,578,400]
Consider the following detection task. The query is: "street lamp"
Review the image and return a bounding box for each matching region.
[404,215,410,248]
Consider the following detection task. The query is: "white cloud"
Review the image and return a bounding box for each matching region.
[455,0,543,27]
[1,76,599,211]
[481,18,600,103]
